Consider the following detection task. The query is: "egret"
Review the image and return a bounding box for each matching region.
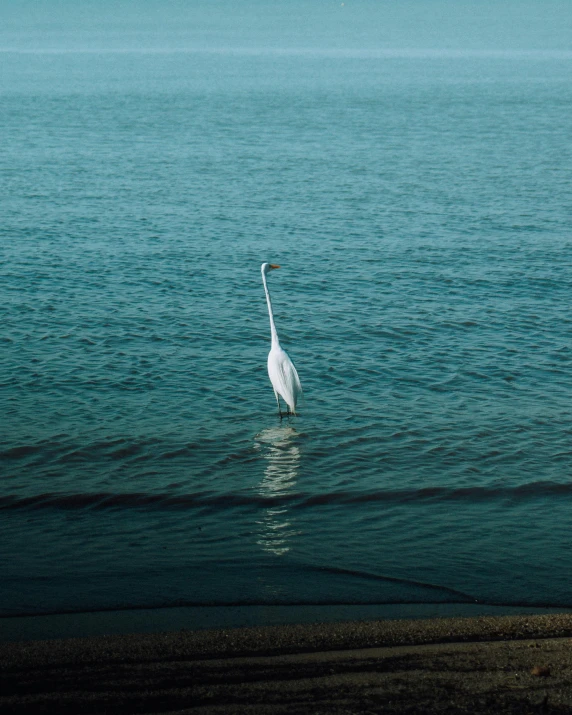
[261,262,303,416]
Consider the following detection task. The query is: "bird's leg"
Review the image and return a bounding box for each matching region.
[274,390,283,418]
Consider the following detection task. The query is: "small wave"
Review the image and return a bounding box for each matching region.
[0,445,43,459]
[2,481,572,512]
[306,564,478,603]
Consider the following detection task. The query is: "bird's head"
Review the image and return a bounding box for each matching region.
[261,263,280,275]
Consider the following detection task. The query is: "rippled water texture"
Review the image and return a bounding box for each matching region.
[2,1,572,617]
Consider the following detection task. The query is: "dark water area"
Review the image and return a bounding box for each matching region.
[2,1,572,627]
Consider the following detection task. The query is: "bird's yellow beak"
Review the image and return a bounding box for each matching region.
[269,264,280,270]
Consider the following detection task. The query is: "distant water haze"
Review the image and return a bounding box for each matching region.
[1,0,572,621]
[1,0,571,54]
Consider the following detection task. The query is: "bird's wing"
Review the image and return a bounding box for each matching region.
[268,349,303,413]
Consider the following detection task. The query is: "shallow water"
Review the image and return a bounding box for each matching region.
[2,1,572,619]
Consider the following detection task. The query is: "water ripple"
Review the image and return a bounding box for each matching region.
[3,482,572,512]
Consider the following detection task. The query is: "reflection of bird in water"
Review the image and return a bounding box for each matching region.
[257,426,300,494]
[254,426,301,556]
[260,263,303,416]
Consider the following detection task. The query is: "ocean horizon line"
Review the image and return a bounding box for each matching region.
[1,46,571,59]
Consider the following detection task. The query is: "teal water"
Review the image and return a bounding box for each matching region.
[2,1,572,619]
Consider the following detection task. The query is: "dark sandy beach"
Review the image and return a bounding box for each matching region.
[3,614,572,713]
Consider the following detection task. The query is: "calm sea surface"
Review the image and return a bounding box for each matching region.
[2,1,572,621]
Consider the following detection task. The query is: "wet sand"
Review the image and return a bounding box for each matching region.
[3,613,572,713]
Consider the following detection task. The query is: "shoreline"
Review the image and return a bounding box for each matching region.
[3,613,572,713]
[2,602,572,643]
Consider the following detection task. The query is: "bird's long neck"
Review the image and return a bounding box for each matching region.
[262,271,280,347]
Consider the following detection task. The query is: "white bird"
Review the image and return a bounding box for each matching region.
[261,262,303,416]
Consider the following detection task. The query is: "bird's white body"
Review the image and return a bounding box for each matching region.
[261,263,303,415]
[267,343,302,414]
